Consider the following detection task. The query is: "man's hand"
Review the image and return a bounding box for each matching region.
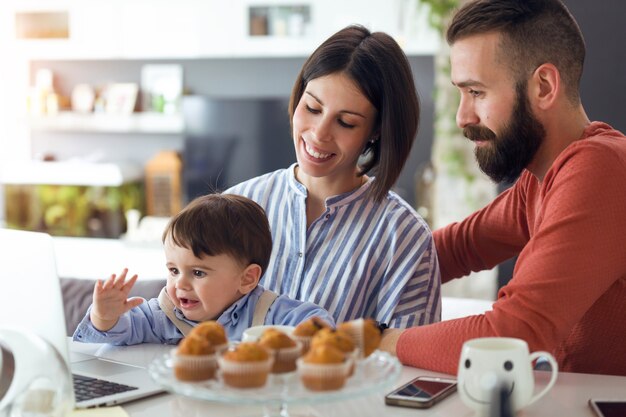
[379,328,404,356]
[90,268,144,331]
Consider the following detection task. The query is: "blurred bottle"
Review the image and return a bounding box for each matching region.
[145,151,182,217]
[27,68,55,115]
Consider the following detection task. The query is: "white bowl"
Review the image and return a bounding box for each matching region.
[241,325,295,342]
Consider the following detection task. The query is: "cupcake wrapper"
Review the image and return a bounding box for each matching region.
[347,349,359,376]
[212,342,229,354]
[172,349,218,382]
[294,336,312,354]
[267,341,302,373]
[218,356,274,388]
[296,357,353,376]
[218,356,274,373]
[296,357,352,391]
[340,319,366,359]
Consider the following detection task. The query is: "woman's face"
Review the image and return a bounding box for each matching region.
[292,72,377,184]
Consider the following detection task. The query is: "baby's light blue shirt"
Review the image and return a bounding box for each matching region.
[73,285,334,345]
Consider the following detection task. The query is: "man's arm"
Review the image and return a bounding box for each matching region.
[434,176,532,283]
[390,144,626,374]
[379,328,403,355]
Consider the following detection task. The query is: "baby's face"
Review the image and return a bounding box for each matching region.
[164,239,245,322]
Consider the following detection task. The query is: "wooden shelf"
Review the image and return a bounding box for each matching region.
[27,112,184,134]
[0,160,143,186]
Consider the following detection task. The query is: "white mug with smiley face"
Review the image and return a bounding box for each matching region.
[457,337,558,414]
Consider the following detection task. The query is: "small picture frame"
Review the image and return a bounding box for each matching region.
[140,64,183,114]
[104,83,138,115]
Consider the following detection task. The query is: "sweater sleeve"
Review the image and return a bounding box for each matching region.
[433,174,532,283]
[398,141,626,374]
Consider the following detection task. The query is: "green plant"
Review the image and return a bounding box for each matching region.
[418,0,459,32]
[415,0,495,228]
[4,183,144,238]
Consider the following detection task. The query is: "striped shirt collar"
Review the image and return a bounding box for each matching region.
[286,163,374,208]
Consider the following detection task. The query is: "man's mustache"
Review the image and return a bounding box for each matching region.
[463,126,497,142]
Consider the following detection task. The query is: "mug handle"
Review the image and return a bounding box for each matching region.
[527,351,559,406]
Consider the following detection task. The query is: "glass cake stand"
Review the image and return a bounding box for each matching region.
[148,350,402,417]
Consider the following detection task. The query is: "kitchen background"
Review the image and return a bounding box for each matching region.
[0,0,624,300]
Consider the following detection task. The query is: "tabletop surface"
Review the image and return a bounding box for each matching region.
[70,341,625,417]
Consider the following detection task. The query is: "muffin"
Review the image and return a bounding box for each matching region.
[310,328,355,353]
[190,321,228,352]
[297,345,352,391]
[310,328,358,375]
[293,317,333,353]
[173,334,218,382]
[337,318,382,358]
[218,342,273,388]
[258,328,302,373]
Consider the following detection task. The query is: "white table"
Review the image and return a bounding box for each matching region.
[71,341,625,417]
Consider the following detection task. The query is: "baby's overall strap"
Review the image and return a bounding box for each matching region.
[157,287,193,336]
[251,290,279,327]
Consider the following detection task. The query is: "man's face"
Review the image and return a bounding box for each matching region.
[464,82,545,183]
[451,33,545,183]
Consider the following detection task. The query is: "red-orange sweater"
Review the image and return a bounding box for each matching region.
[397,122,626,376]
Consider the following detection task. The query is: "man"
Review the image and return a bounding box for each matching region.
[381,0,626,376]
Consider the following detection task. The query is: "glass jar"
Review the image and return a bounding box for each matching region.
[0,328,73,417]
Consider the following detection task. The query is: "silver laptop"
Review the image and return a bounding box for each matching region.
[0,228,164,408]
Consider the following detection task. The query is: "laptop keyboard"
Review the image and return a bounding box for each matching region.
[73,374,138,402]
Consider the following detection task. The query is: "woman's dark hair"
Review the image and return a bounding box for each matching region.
[162,194,272,275]
[289,24,420,202]
[447,0,585,103]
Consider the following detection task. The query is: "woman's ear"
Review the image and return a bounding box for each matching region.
[531,63,560,110]
[371,127,381,143]
[238,264,262,294]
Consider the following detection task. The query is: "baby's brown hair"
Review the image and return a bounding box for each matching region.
[162,193,272,275]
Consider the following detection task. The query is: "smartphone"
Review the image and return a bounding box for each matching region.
[385,376,457,409]
[589,399,626,417]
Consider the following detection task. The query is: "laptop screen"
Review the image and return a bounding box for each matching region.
[0,228,70,363]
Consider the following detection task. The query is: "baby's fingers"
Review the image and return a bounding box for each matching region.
[112,268,130,288]
[123,297,144,312]
[100,273,118,290]
[121,273,139,292]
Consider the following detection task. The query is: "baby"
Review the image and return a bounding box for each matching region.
[73,193,334,345]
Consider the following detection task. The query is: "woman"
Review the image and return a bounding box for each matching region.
[226,25,440,328]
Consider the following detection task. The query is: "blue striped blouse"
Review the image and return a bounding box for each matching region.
[225,164,441,328]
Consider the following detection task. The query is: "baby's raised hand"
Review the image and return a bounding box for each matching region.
[90,268,144,331]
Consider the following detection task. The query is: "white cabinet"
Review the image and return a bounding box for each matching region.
[6,1,122,59]
[119,0,213,59]
[5,0,439,60]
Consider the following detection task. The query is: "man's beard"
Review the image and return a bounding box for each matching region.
[463,82,546,184]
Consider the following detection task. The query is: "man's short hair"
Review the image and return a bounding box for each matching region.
[162,193,272,275]
[447,0,585,103]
